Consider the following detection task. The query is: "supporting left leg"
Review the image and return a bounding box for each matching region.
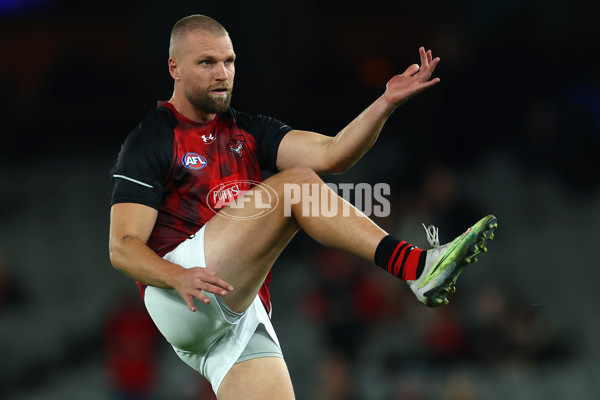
[217,357,295,400]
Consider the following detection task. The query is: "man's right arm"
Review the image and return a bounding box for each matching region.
[276,47,440,174]
[109,202,233,311]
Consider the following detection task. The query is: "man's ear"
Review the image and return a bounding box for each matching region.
[168,57,180,80]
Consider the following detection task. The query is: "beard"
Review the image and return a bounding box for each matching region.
[184,83,233,114]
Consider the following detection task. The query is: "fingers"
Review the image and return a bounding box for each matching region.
[418,46,435,65]
[184,290,212,312]
[173,267,234,312]
[402,63,420,77]
[184,294,199,312]
[201,268,234,292]
[419,46,428,69]
[188,268,234,306]
[425,56,440,80]
[401,47,440,81]
[417,46,440,81]
[383,47,440,106]
[198,280,231,297]
[421,77,441,89]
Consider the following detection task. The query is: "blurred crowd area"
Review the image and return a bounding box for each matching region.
[1,0,599,194]
[1,154,599,399]
[1,0,599,399]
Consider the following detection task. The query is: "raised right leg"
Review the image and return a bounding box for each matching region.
[204,167,498,313]
[204,167,387,313]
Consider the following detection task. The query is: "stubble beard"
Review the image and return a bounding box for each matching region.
[185,84,233,114]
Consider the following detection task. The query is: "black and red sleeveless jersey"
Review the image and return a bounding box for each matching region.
[111,101,292,313]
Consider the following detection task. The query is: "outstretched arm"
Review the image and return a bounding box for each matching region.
[276,47,440,174]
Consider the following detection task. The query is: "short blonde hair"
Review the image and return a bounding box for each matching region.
[169,15,228,57]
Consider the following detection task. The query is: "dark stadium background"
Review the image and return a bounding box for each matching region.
[1,0,599,399]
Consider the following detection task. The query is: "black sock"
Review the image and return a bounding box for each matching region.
[374,235,426,280]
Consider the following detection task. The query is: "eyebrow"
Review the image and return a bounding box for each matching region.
[195,55,216,62]
[194,53,236,62]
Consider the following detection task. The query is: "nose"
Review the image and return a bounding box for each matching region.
[215,62,229,81]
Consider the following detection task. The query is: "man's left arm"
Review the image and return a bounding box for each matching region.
[276,47,440,174]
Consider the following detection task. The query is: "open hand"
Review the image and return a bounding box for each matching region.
[384,47,440,108]
[171,267,234,312]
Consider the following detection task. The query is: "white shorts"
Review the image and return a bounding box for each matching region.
[144,225,282,394]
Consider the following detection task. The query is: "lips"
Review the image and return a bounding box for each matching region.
[210,87,230,94]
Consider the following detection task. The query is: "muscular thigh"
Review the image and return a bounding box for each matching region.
[217,357,295,400]
[204,172,303,312]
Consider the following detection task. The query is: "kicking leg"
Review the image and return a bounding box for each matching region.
[204,167,386,313]
[204,166,497,312]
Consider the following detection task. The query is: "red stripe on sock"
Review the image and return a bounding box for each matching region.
[402,248,424,280]
[387,243,402,274]
[394,246,410,276]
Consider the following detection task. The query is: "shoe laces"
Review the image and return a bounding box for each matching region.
[422,223,440,248]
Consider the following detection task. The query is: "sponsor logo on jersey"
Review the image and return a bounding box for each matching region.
[182,152,208,169]
[227,134,246,157]
[209,181,245,209]
[201,133,216,144]
[207,180,279,220]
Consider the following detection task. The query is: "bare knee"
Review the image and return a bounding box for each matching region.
[278,166,320,185]
[261,167,331,220]
[266,167,322,199]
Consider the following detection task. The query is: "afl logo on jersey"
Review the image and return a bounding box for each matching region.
[182,153,207,169]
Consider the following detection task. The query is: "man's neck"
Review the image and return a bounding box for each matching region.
[168,95,216,123]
